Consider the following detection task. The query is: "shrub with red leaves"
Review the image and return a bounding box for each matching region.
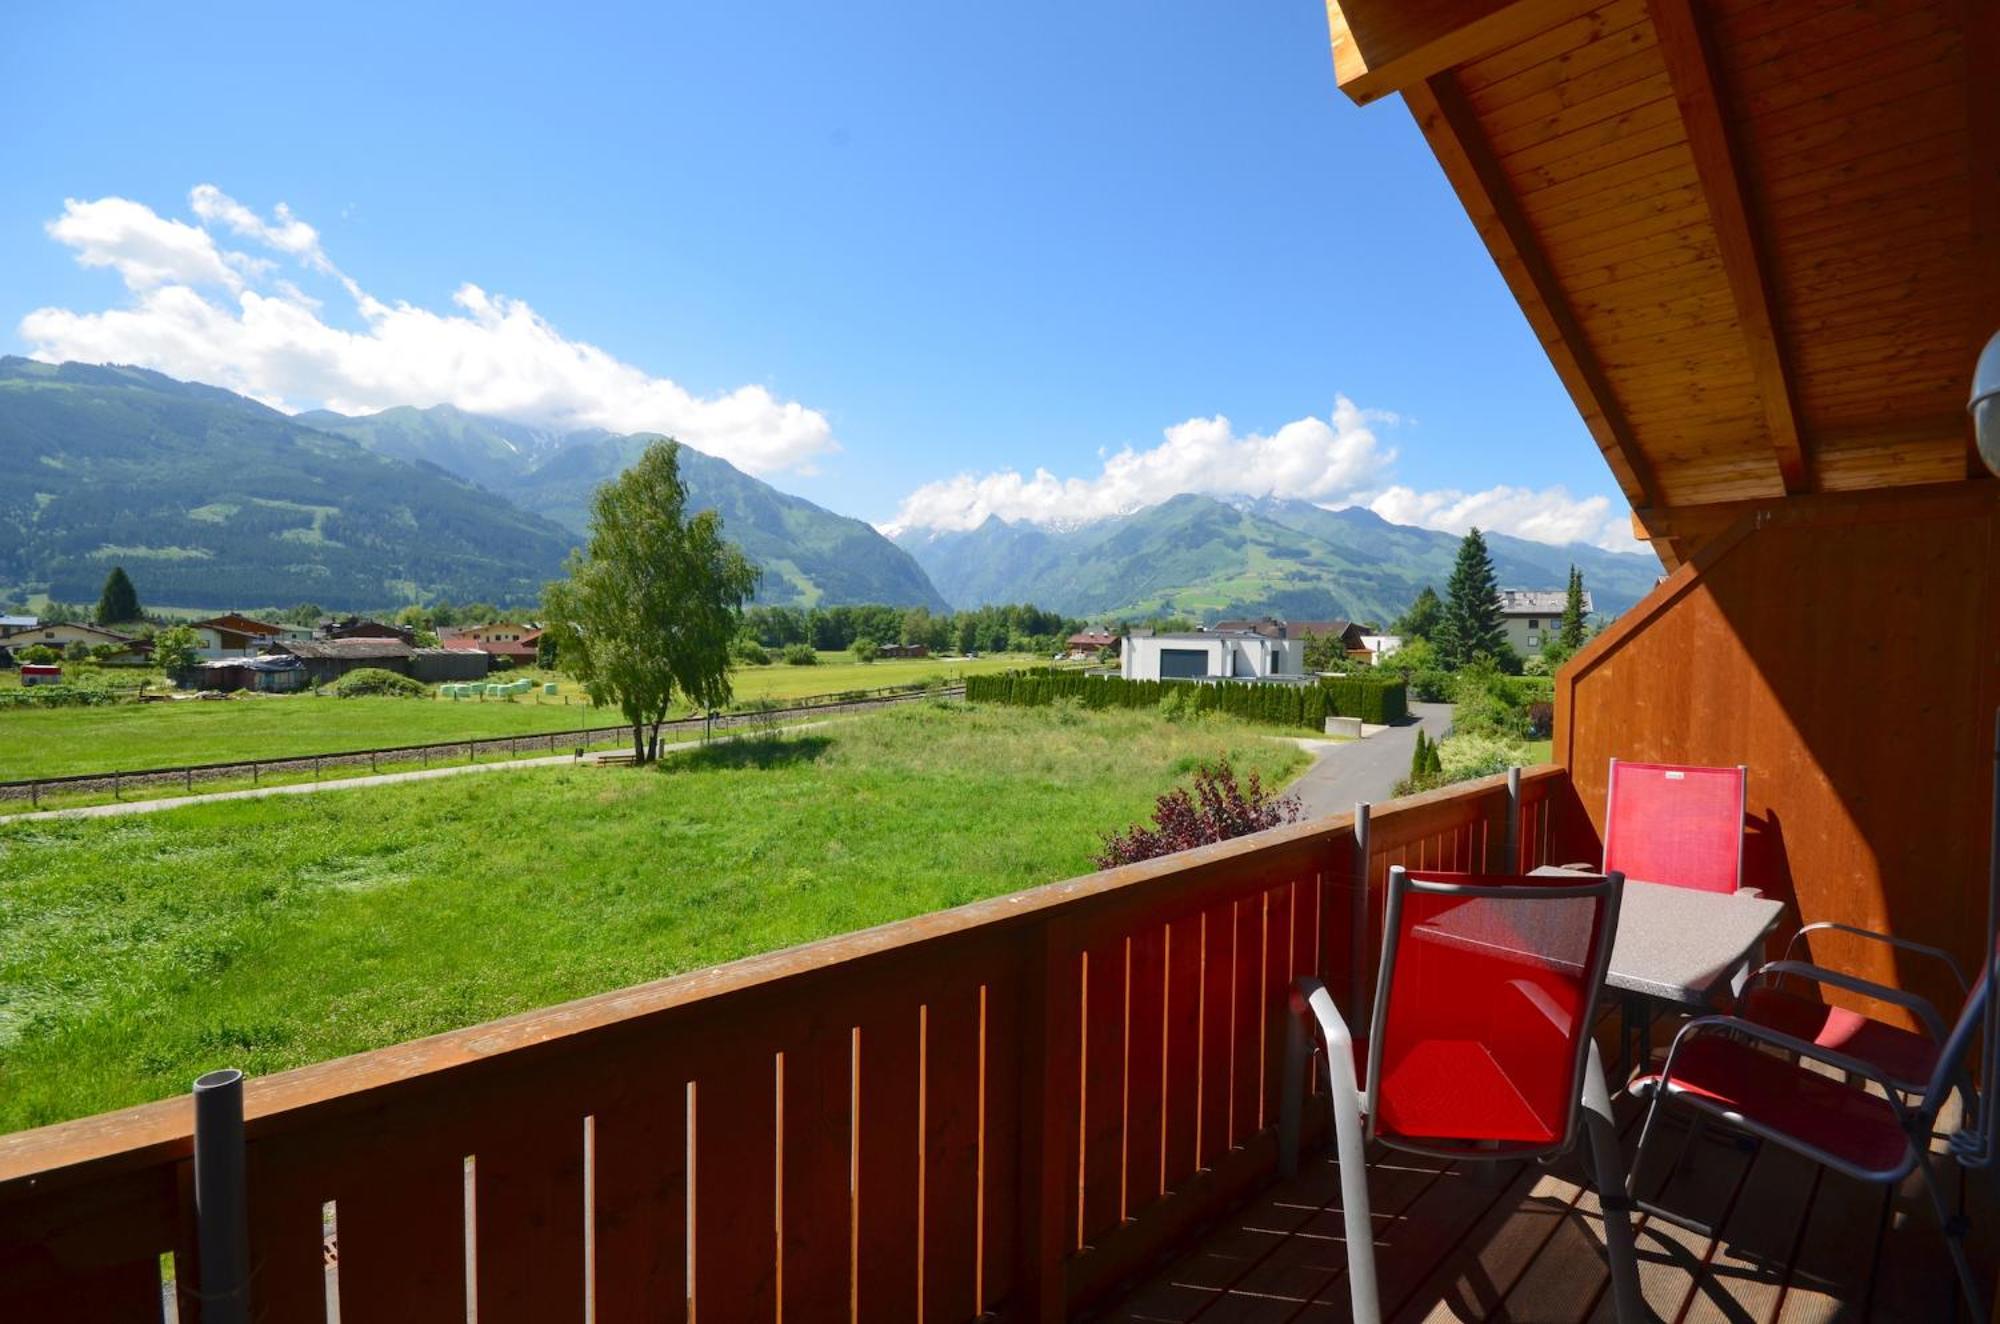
[1094,758,1302,869]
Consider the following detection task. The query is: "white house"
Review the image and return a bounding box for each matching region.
[1496,589,1591,655]
[1121,630,1304,682]
[1357,633,1404,664]
[189,613,288,660]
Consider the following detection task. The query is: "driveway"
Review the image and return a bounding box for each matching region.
[1285,701,1454,820]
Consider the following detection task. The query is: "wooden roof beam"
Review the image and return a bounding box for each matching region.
[1647,0,1810,495]
[1406,72,1677,562]
[1324,0,1601,105]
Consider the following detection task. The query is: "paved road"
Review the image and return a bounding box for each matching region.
[0,723,831,826]
[1285,701,1455,820]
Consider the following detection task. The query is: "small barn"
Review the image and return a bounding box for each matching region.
[268,638,416,686]
[410,647,491,684]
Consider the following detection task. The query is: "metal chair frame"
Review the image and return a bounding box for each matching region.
[1631,964,1993,1319]
[1280,866,1641,1324]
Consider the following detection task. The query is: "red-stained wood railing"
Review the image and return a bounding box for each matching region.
[0,766,1566,1323]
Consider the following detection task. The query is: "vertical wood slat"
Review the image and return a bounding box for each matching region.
[1122,926,1167,1216]
[855,998,922,1320]
[1229,897,1262,1151]
[1259,882,1295,1134]
[921,980,983,1324]
[1078,940,1126,1246]
[1160,914,1204,1193]
[781,1014,855,1324]
[243,1137,334,1324]
[336,1136,468,1321]
[0,1165,179,1324]
[980,971,1020,1315]
[691,1039,778,1319]
[473,1098,588,1324]
[1197,905,1234,1172]
[592,1056,690,1324]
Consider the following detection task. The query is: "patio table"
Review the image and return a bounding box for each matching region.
[1529,865,1785,1072]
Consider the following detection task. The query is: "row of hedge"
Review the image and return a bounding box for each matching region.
[964,671,1406,732]
[0,686,139,709]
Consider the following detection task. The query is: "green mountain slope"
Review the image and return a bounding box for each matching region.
[0,359,576,609]
[894,494,1661,623]
[308,404,949,611]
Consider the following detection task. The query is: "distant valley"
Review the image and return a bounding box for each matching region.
[0,359,1659,621]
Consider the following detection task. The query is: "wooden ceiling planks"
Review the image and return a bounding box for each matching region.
[1322,0,1990,562]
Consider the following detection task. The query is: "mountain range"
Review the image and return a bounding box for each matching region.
[0,359,945,611]
[0,357,1659,622]
[892,495,1660,624]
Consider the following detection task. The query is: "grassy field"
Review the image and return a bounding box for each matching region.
[0,702,1305,1130]
[0,652,1048,781]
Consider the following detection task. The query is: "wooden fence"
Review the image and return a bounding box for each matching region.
[0,767,1564,1322]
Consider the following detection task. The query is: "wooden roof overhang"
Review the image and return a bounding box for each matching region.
[1323,0,1998,567]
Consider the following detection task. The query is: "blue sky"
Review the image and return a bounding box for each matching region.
[1,1,1638,550]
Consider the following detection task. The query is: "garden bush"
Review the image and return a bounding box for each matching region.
[1095,759,1300,868]
[781,644,819,665]
[732,640,771,666]
[331,667,428,698]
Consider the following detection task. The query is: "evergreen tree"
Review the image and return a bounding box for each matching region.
[1392,586,1444,641]
[95,566,140,624]
[1438,528,1505,669]
[1559,566,1588,650]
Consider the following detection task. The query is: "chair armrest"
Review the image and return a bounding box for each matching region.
[1656,1015,1913,1129]
[1779,922,1969,993]
[1748,960,1950,1042]
[1290,977,1357,1063]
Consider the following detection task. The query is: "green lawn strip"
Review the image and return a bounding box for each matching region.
[0,703,1303,1130]
[0,653,1044,781]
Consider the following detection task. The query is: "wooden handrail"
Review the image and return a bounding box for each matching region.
[0,766,1566,1322]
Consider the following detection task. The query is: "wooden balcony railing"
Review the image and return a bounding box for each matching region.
[0,766,1565,1323]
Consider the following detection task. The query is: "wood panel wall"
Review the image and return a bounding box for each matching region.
[1554,482,2000,1025]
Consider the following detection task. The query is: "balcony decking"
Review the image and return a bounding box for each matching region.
[1105,1043,1995,1324]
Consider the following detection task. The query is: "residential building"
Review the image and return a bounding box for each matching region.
[0,621,149,663]
[1121,629,1303,682]
[0,614,37,631]
[1497,589,1591,656]
[189,613,286,660]
[1065,630,1118,659]
[1357,633,1404,664]
[876,643,929,659]
[440,622,540,666]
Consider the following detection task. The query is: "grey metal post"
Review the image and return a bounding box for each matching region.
[1351,802,1371,1037]
[1582,1042,1642,1321]
[1505,765,1522,874]
[113,771,121,801]
[192,1068,250,1323]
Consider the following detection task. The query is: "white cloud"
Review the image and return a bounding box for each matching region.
[885,399,1396,533]
[45,197,242,292]
[885,405,1645,553]
[189,185,331,272]
[1368,484,1639,553]
[20,189,838,475]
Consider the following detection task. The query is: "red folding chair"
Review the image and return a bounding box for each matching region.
[1602,759,1748,894]
[1630,946,1994,1318]
[1281,866,1641,1324]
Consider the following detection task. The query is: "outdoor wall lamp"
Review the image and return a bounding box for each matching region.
[1972,329,2000,477]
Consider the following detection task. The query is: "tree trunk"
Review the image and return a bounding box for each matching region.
[629,708,646,764]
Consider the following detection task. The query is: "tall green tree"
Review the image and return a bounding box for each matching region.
[1560,565,1588,650]
[96,566,140,625]
[1392,586,1443,640]
[541,441,760,764]
[1437,528,1506,669]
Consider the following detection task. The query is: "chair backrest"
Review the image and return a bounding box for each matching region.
[1603,759,1746,894]
[1364,867,1623,1158]
[1923,937,1996,1143]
